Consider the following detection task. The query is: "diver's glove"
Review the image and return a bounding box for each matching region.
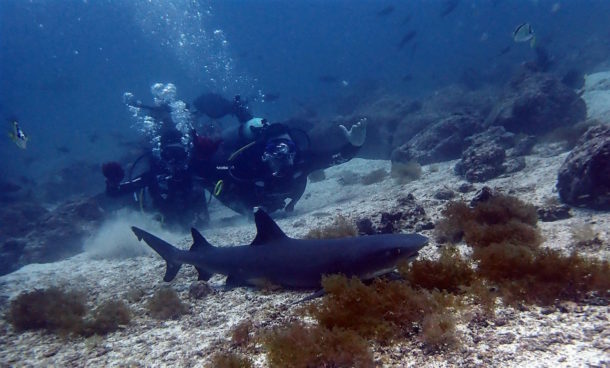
[339,118,367,147]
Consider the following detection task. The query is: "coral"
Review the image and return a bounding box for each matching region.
[305,215,358,239]
[208,352,253,368]
[263,322,374,368]
[402,247,476,293]
[83,300,131,336]
[391,160,422,184]
[360,168,388,185]
[7,287,87,335]
[147,287,188,320]
[309,275,457,345]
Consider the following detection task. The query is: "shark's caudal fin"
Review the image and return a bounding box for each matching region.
[251,208,288,246]
[132,226,182,282]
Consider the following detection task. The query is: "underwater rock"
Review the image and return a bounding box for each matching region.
[392,113,482,165]
[557,125,610,210]
[537,204,572,222]
[457,182,475,193]
[485,68,586,135]
[189,281,214,299]
[434,188,456,200]
[356,218,375,235]
[470,186,494,207]
[503,157,526,174]
[512,135,537,156]
[454,127,515,183]
[0,197,105,276]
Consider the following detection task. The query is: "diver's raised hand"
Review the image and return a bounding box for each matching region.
[339,118,367,147]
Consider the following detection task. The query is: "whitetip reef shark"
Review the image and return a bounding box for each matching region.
[131,209,428,290]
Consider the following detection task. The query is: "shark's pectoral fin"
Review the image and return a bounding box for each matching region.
[294,289,326,304]
[196,267,213,281]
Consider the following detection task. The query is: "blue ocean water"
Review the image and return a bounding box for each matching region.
[0,0,608,198]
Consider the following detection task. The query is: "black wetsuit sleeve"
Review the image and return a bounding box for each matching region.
[301,143,361,174]
[106,173,153,197]
[285,175,307,212]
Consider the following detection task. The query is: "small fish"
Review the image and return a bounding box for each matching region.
[402,73,413,82]
[398,30,417,49]
[497,45,512,57]
[513,22,536,47]
[8,120,28,149]
[401,14,412,24]
[377,5,395,17]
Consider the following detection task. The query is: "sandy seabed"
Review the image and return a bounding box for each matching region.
[2,71,610,368]
[0,145,608,367]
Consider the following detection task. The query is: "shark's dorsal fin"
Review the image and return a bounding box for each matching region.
[190,228,213,251]
[251,208,288,246]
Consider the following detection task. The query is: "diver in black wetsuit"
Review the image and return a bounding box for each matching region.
[203,120,366,214]
[102,101,209,229]
[190,92,368,215]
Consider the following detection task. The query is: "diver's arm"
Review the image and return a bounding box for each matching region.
[303,142,362,174]
[285,176,308,212]
[233,95,253,123]
[303,118,367,173]
[106,174,152,197]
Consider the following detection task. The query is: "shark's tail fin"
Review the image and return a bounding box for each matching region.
[132,226,182,282]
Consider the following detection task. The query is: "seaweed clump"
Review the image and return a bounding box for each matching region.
[435,193,541,248]
[475,244,610,305]
[7,287,87,334]
[305,215,358,239]
[208,352,253,368]
[147,287,188,320]
[7,287,132,336]
[263,322,374,368]
[309,275,457,346]
[391,160,422,184]
[402,247,476,293]
[361,168,388,185]
[435,192,610,305]
[83,300,131,336]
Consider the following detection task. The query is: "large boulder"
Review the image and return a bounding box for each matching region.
[557,125,610,210]
[484,68,586,135]
[391,113,482,164]
[454,126,523,183]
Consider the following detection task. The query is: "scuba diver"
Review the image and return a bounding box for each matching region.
[101,85,209,229]
[199,118,367,215]
[190,92,368,215]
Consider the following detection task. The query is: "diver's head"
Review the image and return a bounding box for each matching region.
[261,137,296,177]
[244,117,268,141]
